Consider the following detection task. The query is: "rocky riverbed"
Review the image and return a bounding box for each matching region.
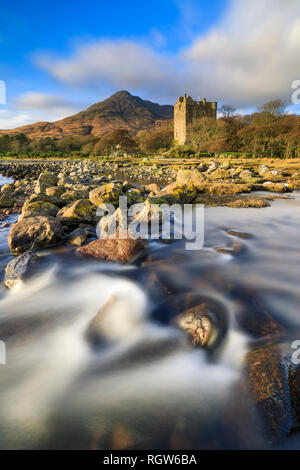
[0,160,300,449]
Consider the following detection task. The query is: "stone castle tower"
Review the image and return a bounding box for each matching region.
[174,93,217,145]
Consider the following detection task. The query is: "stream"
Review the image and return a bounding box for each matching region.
[0,173,300,449]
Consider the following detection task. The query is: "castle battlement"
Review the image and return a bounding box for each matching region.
[174,93,217,145]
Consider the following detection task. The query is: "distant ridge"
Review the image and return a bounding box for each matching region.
[0,91,174,139]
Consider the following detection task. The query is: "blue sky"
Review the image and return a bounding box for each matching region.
[0,0,299,128]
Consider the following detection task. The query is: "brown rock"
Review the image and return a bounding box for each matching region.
[145,183,160,194]
[215,242,244,255]
[227,198,269,208]
[227,230,252,239]
[176,169,206,189]
[175,304,214,347]
[245,343,300,442]
[8,216,64,255]
[76,232,147,262]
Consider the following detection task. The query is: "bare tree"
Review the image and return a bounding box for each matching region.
[258,99,286,117]
[219,104,237,118]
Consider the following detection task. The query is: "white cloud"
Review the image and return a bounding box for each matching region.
[34,0,300,109]
[36,41,175,95]
[182,0,300,106]
[0,110,35,129]
[0,92,79,129]
[14,92,73,111]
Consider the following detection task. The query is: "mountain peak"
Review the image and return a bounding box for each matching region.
[112,90,132,97]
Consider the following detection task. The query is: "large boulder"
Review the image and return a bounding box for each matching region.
[4,251,40,289]
[22,193,65,210]
[19,200,59,220]
[156,182,197,204]
[245,343,300,443]
[57,199,95,227]
[34,171,58,194]
[61,189,89,203]
[8,216,64,254]
[76,233,147,263]
[89,183,122,207]
[176,169,206,189]
[0,191,14,208]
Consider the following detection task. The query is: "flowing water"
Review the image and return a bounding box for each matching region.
[0,173,300,449]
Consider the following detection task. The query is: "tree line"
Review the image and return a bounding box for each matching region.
[0,100,299,158]
[188,100,300,158]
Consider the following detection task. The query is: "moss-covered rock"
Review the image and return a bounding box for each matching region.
[262,182,293,193]
[61,189,89,203]
[156,182,197,204]
[0,191,14,208]
[89,183,122,207]
[57,199,95,226]
[208,168,231,179]
[226,198,269,208]
[208,182,252,196]
[20,201,60,219]
[22,193,65,211]
[146,196,170,205]
[176,169,206,189]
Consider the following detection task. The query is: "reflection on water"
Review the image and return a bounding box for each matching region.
[0,176,300,448]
